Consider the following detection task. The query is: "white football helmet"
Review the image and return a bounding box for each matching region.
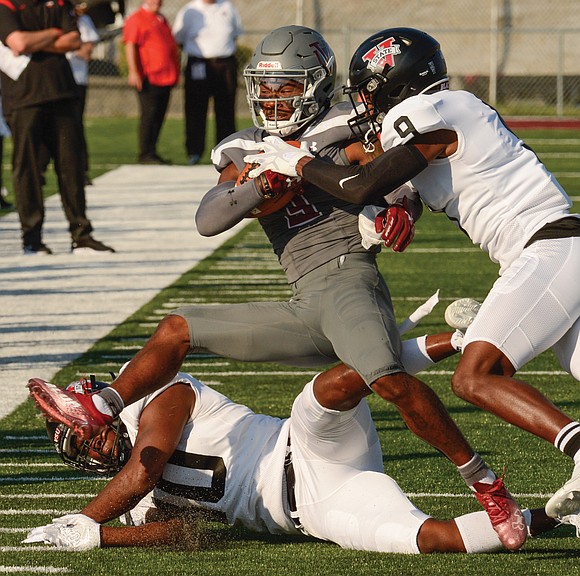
[244,25,336,137]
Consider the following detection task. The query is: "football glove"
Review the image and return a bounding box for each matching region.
[23,513,101,551]
[358,205,386,250]
[244,136,313,178]
[376,197,415,252]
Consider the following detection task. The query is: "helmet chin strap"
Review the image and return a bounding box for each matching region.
[362,128,377,154]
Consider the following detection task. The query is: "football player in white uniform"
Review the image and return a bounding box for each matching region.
[24,368,562,553]
[243,28,580,529]
[27,26,527,550]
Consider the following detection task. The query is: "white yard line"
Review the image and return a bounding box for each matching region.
[0,165,248,420]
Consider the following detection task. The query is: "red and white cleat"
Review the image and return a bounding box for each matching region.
[473,476,527,551]
[27,378,112,440]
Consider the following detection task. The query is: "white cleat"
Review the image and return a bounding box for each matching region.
[444,298,481,331]
[546,461,580,520]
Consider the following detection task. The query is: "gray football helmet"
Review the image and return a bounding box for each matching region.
[46,376,131,476]
[243,25,336,136]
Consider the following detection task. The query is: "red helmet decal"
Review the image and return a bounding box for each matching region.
[362,37,401,72]
[310,41,332,70]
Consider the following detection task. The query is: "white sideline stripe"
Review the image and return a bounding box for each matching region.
[420,370,569,376]
[0,565,70,573]
[525,138,580,145]
[0,510,76,515]
[0,491,553,520]
[407,492,553,498]
[3,435,46,441]
[0,165,248,421]
[0,477,100,483]
[154,370,569,377]
[0,494,97,499]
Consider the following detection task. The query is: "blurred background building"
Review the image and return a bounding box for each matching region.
[85,0,580,118]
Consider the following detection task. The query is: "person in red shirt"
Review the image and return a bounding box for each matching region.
[123,0,179,164]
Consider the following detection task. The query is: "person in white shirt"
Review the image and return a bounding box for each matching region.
[172,0,243,165]
[24,368,562,553]
[243,27,580,532]
[66,5,99,185]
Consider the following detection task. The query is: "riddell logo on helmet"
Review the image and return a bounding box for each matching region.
[257,61,282,69]
[363,37,401,72]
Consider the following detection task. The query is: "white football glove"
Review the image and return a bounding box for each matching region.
[244,136,313,178]
[23,513,101,551]
[358,205,386,250]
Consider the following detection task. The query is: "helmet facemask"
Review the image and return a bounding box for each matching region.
[47,418,131,476]
[243,25,336,137]
[344,76,386,152]
[45,375,132,477]
[244,67,332,137]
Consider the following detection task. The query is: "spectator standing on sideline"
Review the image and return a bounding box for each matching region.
[0,0,114,255]
[123,0,180,165]
[66,3,99,186]
[172,0,242,165]
[0,79,11,209]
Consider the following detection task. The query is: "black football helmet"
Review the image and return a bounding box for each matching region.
[46,375,131,476]
[243,25,336,136]
[345,28,448,145]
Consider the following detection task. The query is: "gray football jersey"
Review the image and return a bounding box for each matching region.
[211,102,379,283]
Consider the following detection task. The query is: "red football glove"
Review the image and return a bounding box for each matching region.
[256,170,304,199]
[375,199,415,252]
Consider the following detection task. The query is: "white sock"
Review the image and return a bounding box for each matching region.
[400,336,433,375]
[92,388,124,418]
[454,510,505,553]
[450,329,464,352]
[458,453,496,487]
[92,394,114,417]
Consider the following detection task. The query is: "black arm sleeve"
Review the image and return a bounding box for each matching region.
[195,179,264,236]
[301,144,428,204]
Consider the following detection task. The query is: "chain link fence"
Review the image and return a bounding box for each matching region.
[85,0,580,119]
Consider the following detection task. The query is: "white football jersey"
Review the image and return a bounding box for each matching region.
[120,373,295,535]
[379,90,573,272]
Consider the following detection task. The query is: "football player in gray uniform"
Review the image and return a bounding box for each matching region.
[243,28,580,531]
[24,368,562,553]
[27,26,525,550]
